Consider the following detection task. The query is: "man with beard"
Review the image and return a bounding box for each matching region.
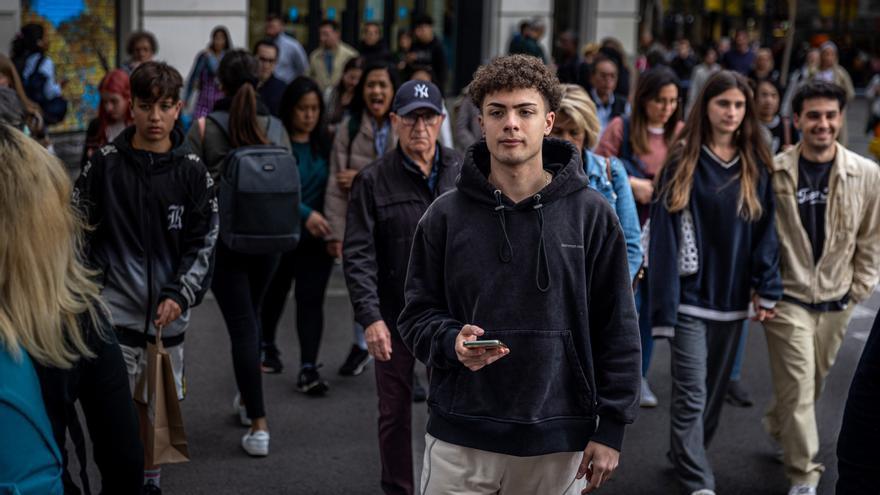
[763,80,880,495]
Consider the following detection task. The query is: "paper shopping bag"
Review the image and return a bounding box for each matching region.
[134,332,190,465]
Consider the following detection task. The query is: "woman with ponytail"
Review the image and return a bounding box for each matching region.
[81,69,132,165]
[187,49,290,457]
[648,70,782,494]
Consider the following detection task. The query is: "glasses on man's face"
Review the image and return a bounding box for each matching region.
[258,57,277,64]
[400,112,440,126]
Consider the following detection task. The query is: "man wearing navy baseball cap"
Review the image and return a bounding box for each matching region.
[342,79,463,494]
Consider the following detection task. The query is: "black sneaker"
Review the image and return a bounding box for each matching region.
[338,344,372,376]
[297,365,330,396]
[142,482,162,495]
[413,374,427,403]
[725,380,754,407]
[261,345,283,374]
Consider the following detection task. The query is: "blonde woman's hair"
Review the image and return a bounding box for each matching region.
[0,124,104,368]
[557,84,601,149]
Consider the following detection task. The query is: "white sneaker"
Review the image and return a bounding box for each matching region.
[241,429,269,456]
[233,392,251,427]
[690,490,716,495]
[788,485,816,495]
[640,378,658,407]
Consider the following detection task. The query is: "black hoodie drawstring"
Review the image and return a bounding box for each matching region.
[533,194,551,292]
[494,190,514,263]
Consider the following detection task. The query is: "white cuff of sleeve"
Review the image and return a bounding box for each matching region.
[652,326,675,338]
[758,297,777,310]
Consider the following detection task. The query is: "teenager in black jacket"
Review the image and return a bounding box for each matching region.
[73,61,217,494]
[649,71,782,495]
[398,55,640,493]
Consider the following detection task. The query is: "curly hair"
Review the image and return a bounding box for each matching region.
[469,54,562,113]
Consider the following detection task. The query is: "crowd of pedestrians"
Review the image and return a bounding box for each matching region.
[1,14,880,495]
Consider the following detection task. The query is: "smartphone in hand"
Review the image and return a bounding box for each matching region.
[463,340,508,350]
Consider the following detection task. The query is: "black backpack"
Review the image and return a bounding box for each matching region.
[207,111,301,254]
[22,54,68,125]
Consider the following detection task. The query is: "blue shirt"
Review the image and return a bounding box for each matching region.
[371,117,392,157]
[22,53,62,100]
[584,150,643,280]
[591,89,630,135]
[272,33,310,84]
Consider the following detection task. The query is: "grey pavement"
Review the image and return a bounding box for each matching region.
[70,101,878,494]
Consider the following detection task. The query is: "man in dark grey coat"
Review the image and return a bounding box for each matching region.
[343,79,462,495]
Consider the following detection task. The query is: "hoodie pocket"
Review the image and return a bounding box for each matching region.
[449,329,595,423]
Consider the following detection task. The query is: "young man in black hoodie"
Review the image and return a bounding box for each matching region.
[397,54,640,494]
[74,61,218,494]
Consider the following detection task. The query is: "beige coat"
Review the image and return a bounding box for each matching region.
[771,143,880,304]
[324,114,398,241]
[308,42,359,93]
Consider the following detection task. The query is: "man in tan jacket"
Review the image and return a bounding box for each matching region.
[764,80,880,495]
[308,20,359,93]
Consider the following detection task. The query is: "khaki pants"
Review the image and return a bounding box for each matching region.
[762,300,856,486]
[420,434,587,495]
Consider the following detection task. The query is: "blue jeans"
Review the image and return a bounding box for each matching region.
[634,278,653,377]
[729,321,749,381]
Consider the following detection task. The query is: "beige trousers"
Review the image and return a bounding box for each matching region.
[420,434,587,495]
[762,300,855,486]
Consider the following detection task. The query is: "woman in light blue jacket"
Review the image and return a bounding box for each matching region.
[551,83,643,281]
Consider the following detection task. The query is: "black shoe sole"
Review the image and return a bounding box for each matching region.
[298,381,329,396]
[338,356,372,376]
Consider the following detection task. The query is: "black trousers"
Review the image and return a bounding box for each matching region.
[260,235,334,367]
[212,242,281,419]
[837,312,880,494]
[376,329,417,495]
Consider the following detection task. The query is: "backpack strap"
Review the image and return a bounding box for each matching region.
[23,53,46,81]
[265,116,287,146]
[604,156,613,183]
[206,110,231,139]
[207,111,286,146]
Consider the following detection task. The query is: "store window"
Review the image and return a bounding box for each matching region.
[21,0,117,132]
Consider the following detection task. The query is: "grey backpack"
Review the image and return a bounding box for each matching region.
[207,111,301,254]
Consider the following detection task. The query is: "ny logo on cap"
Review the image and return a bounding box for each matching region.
[414,84,429,98]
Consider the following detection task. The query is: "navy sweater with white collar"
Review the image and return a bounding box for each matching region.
[649,146,782,333]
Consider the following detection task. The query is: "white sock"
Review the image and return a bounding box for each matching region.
[144,468,161,487]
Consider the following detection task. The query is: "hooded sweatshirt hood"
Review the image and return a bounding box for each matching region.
[114,124,190,173]
[457,137,586,292]
[457,137,586,208]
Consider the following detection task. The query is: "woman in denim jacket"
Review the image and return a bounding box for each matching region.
[551,83,643,282]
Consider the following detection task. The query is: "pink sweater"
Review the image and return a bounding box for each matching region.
[595,117,684,178]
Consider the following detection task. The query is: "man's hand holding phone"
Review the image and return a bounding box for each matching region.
[455,324,509,371]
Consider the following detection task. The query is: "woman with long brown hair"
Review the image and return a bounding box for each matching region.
[648,70,782,495]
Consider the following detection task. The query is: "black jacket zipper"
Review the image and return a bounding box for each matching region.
[144,153,154,339]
